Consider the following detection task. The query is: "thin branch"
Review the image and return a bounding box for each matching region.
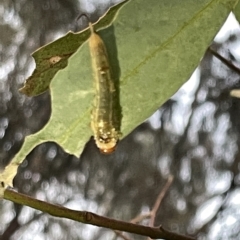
[130,213,151,224]
[117,211,151,240]
[208,47,240,75]
[149,175,174,227]
[147,175,174,240]
[3,188,195,240]
[117,175,174,240]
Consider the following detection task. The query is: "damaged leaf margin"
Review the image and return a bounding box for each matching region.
[19,0,130,96]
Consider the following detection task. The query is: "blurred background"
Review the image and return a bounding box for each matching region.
[1,0,240,239]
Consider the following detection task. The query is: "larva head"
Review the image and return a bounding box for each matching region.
[95,135,118,154]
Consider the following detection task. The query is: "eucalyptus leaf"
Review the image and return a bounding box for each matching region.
[19,0,129,96]
[1,0,238,197]
[233,1,240,21]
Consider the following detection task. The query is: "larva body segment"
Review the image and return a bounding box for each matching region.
[87,22,120,153]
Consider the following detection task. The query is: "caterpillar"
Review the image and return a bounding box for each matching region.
[79,14,121,153]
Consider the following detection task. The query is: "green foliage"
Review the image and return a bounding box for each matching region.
[19,0,128,96]
[1,0,239,197]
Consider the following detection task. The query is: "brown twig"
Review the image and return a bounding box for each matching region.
[116,212,152,240]
[3,188,195,240]
[117,175,174,240]
[130,212,152,224]
[208,47,240,75]
[149,175,174,227]
[147,175,174,240]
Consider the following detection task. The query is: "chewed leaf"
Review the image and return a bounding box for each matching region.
[19,0,129,96]
[1,0,238,197]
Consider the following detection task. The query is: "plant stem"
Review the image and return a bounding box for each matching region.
[4,188,195,240]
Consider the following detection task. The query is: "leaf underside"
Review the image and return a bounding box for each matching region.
[1,0,239,197]
[19,0,129,96]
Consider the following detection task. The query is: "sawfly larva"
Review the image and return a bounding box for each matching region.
[78,14,121,154]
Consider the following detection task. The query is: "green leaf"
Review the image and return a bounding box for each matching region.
[0,0,238,197]
[233,1,240,21]
[19,0,129,96]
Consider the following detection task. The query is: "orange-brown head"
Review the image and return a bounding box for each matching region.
[95,135,118,154]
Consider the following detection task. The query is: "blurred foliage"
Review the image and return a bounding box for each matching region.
[1,1,240,240]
